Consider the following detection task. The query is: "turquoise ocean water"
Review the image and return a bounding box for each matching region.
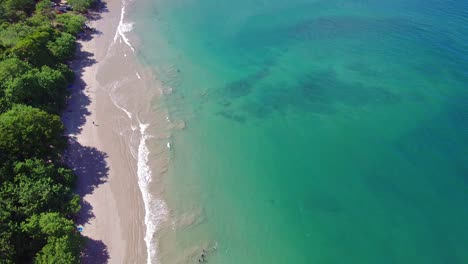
[132,0,468,263]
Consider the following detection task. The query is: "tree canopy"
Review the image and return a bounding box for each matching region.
[0,105,65,164]
[48,32,76,62]
[0,159,79,216]
[67,0,95,13]
[0,0,93,262]
[9,29,55,66]
[56,13,86,35]
[22,213,83,264]
[3,65,69,112]
[0,58,32,94]
[0,0,35,22]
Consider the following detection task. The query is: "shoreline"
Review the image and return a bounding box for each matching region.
[62,0,163,262]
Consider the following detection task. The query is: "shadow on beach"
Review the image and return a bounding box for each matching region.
[64,137,110,263]
[81,238,110,264]
[62,1,109,134]
[62,1,111,262]
[88,0,109,21]
[66,137,109,202]
[63,44,95,136]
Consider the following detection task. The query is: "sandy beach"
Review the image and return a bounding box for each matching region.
[62,0,159,262]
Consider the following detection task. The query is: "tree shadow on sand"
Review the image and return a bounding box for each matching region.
[62,0,108,134]
[87,0,109,22]
[65,138,110,263]
[75,199,94,226]
[63,44,96,136]
[62,1,114,263]
[65,137,109,218]
[81,238,110,264]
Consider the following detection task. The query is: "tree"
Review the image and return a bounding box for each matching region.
[67,0,95,13]
[0,160,80,260]
[56,13,86,35]
[13,175,70,216]
[0,40,4,56]
[14,159,75,187]
[0,21,35,47]
[3,66,68,112]
[22,213,83,264]
[9,29,54,66]
[0,105,65,162]
[7,159,79,216]
[0,226,15,264]
[3,70,39,106]
[35,65,68,110]
[0,203,15,263]
[27,0,55,27]
[22,213,75,239]
[0,58,31,92]
[1,177,66,218]
[56,63,75,83]
[35,236,81,264]
[34,0,54,17]
[0,58,31,102]
[0,97,12,114]
[0,160,76,219]
[47,32,76,62]
[0,0,35,21]
[0,0,89,262]
[27,13,53,27]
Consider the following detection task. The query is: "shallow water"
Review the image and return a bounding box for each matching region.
[132,0,468,263]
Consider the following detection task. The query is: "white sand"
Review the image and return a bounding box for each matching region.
[63,1,149,262]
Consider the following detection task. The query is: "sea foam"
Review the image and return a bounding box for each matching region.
[138,122,168,264]
[111,2,169,263]
[110,83,168,264]
[114,0,135,52]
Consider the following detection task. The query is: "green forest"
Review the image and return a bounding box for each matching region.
[0,0,95,263]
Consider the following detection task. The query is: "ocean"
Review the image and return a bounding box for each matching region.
[128,0,468,263]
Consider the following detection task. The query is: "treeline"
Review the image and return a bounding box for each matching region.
[0,0,94,263]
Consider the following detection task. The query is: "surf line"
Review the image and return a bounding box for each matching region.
[137,120,169,264]
[114,0,136,52]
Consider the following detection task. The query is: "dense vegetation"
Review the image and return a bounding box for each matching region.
[0,0,93,263]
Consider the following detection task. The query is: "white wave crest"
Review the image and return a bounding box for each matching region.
[111,2,168,263]
[114,0,135,52]
[138,122,168,264]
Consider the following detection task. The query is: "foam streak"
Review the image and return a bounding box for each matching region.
[114,0,135,52]
[137,123,168,264]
